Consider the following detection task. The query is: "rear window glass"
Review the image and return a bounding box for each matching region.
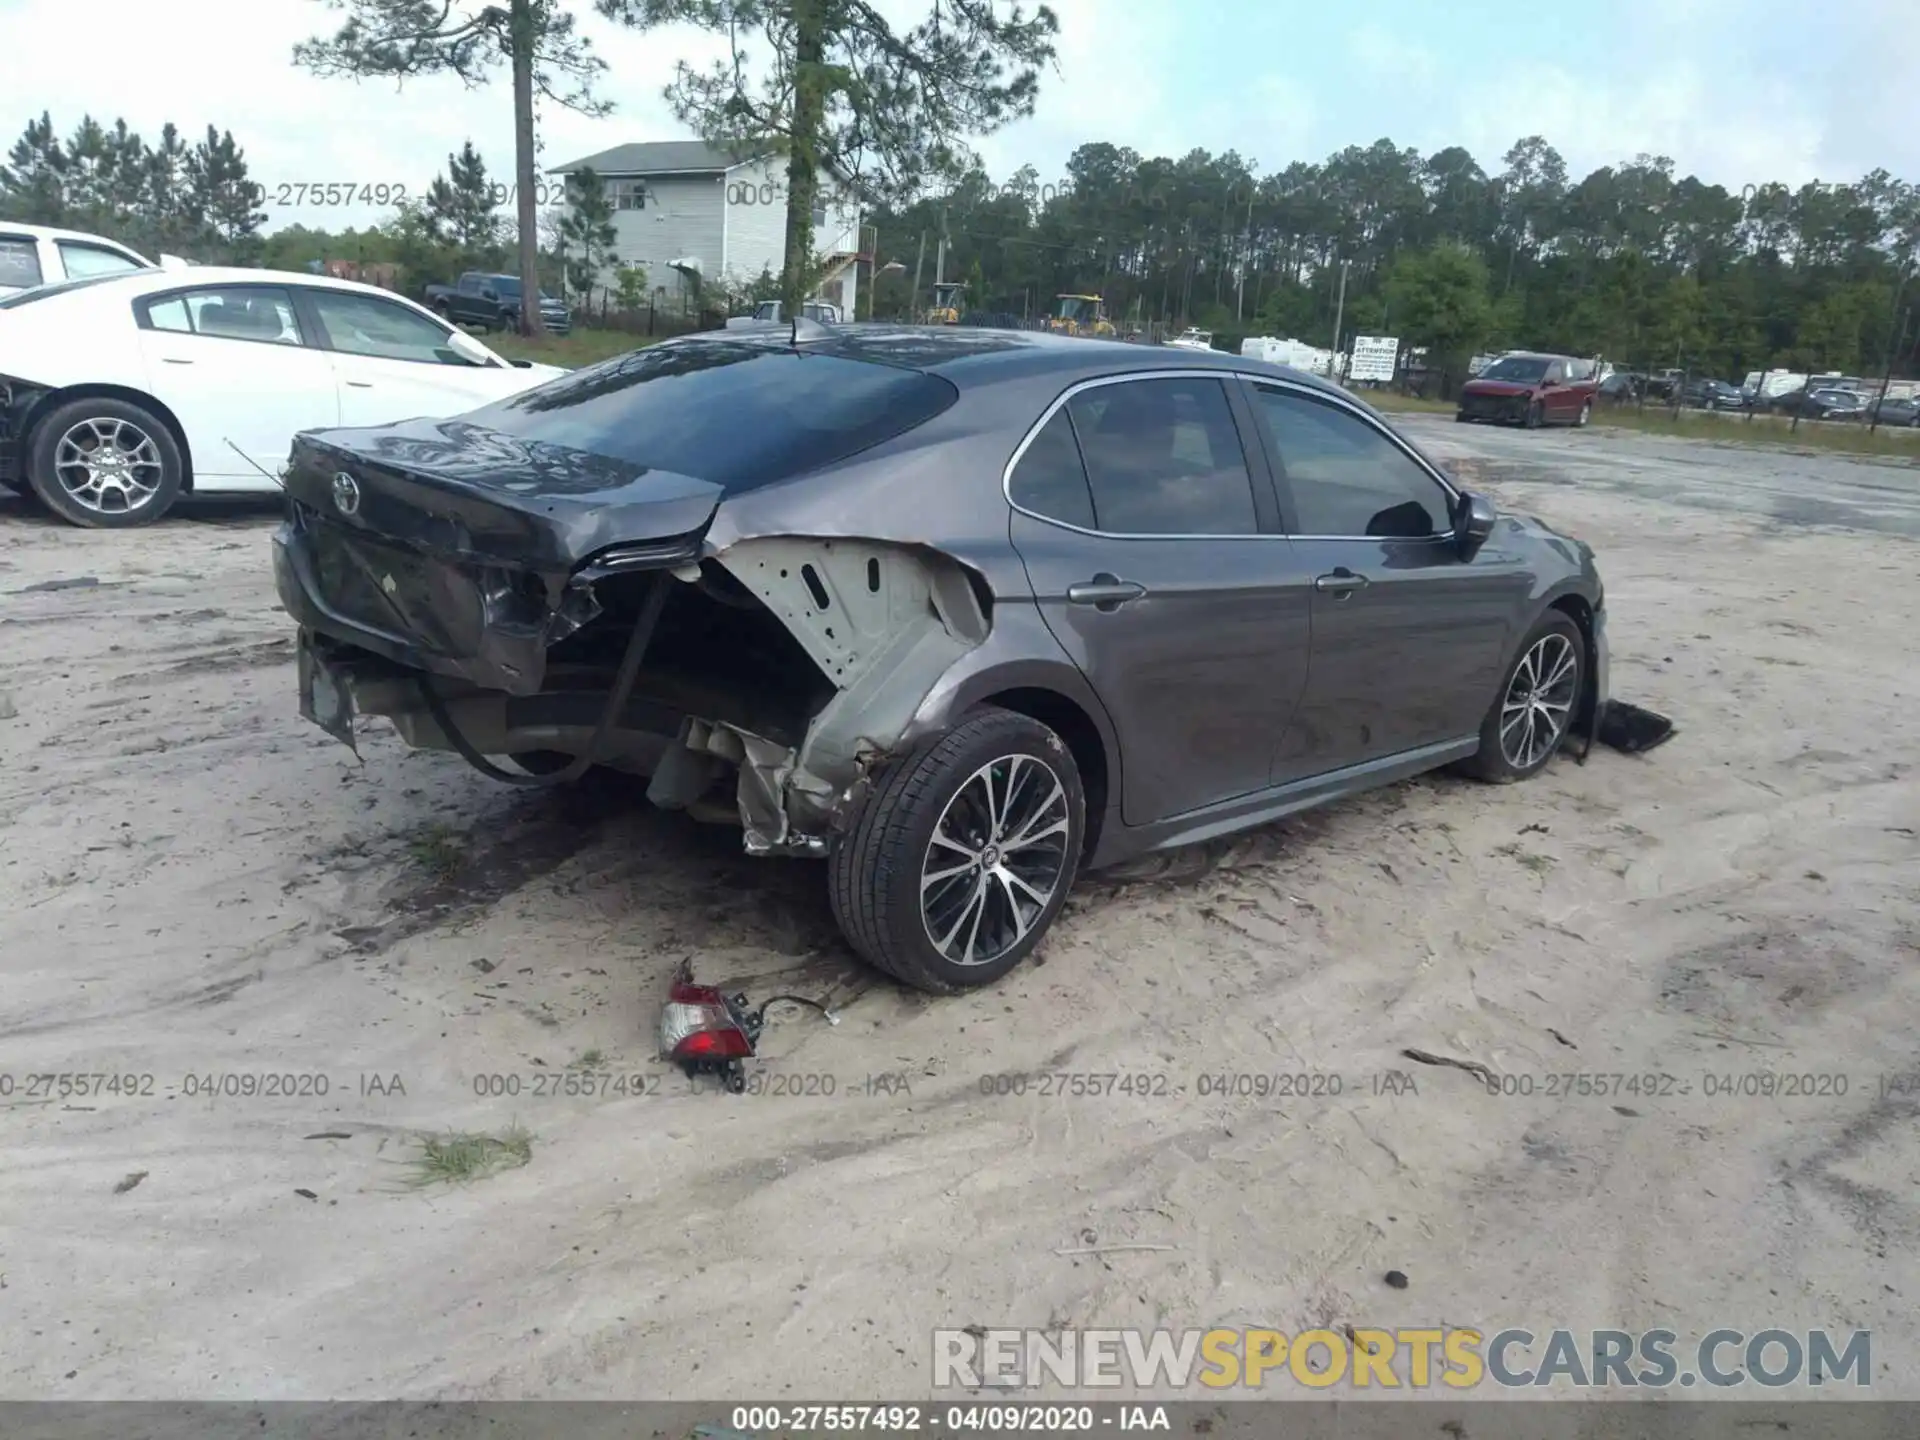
[465,339,960,490]
[0,237,44,290]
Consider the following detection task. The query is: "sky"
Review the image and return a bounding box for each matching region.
[0,0,1913,233]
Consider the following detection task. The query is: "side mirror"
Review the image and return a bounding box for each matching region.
[510,358,532,369]
[1455,491,1497,559]
[444,329,493,366]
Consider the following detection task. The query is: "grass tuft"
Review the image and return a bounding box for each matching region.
[406,823,465,878]
[409,1126,533,1187]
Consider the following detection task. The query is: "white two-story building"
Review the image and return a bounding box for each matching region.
[547,140,867,315]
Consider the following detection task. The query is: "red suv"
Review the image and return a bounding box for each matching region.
[1457,352,1599,429]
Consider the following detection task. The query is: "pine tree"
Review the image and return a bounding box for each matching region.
[424,140,504,264]
[186,126,266,263]
[144,123,194,255]
[63,116,115,220]
[295,0,611,337]
[557,166,617,302]
[0,111,67,222]
[598,0,1059,317]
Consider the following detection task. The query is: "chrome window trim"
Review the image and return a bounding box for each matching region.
[1002,367,1462,542]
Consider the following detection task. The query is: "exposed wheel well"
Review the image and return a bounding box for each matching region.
[979,686,1110,861]
[27,385,196,492]
[1549,593,1599,729]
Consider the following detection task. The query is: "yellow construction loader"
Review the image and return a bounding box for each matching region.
[925,282,967,325]
[1047,294,1116,337]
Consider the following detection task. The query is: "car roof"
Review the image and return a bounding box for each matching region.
[5,264,437,305]
[0,221,153,252]
[673,322,1354,399]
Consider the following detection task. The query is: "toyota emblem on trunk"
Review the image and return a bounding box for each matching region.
[332,472,361,515]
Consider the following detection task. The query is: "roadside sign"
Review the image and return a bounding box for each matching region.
[1349,335,1398,383]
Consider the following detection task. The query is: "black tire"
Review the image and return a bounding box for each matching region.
[509,750,577,776]
[1454,411,1470,423]
[27,396,185,528]
[829,708,1086,993]
[1523,400,1544,430]
[1460,611,1585,784]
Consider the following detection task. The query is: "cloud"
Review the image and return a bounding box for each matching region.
[2,0,1911,238]
[0,0,726,230]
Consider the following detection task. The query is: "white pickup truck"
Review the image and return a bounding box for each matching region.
[724,298,843,329]
[0,223,187,298]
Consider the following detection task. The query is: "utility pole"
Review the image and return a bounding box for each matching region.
[1869,259,1913,435]
[909,229,926,323]
[1236,184,1254,323]
[935,204,948,290]
[1331,260,1348,380]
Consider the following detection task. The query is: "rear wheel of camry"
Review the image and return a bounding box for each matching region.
[829,708,1085,993]
[1461,611,1585,784]
[27,398,185,528]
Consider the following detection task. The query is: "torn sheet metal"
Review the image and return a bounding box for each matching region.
[708,535,992,848]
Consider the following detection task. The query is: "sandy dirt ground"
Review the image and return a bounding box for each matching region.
[1,420,1916,1403]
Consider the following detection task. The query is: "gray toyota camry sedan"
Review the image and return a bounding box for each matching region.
[274,325,1608,992]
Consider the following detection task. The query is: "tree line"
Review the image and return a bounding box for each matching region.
[0,112,267,262]
[870,137,1920,384]
[8,100,1919,386]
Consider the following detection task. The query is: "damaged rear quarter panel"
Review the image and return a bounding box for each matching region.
[691,406,1097,849]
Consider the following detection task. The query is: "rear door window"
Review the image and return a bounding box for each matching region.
[1064,376,1258,535]
[0,236,44,289]
[465,339,959,491]
[136,287,307,346]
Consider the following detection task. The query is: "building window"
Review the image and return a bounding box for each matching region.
[609,179,648,211]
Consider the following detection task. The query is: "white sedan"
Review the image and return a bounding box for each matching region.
[0,266,567,527]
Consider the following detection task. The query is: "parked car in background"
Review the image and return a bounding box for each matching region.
[723,298,843,329]
[276,327,1609,991]
[1680,377,1745,410]
[1770,385,1868,420]
[1456,352,1600,428]
[1166,328,1215,351]
[425,271,572,335]
[1596,371,1642,403]
[1868,394,1920,427]
[0,267,564,527]
[0,222,185,298]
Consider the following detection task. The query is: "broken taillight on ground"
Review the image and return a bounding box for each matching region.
[660,967,762,1092]
[659,963,841,1093]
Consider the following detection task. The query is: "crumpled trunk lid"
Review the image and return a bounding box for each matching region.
[286,417,723,574]
[276,418,724,695]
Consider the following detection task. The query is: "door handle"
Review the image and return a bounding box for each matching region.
[160,357,193,365]
[1066,574,1146,610]
[1314,569,1369,596]
[345,380,373,388]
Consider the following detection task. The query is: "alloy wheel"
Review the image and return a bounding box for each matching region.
[920,752,1072,967]
[1499,632,1579,770]
[52,416,165,516]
